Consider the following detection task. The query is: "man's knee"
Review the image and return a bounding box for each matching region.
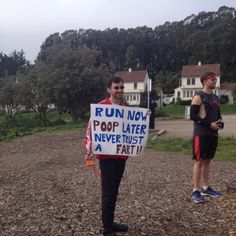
[202,159,211,165]
[194,160,203,168]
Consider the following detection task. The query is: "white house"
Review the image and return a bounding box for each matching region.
[115,69,150,106]
[174,62,221,102]
[219,83,236,104]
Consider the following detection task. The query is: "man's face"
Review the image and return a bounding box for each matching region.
[107,82,124,100]
[205,75,217,89]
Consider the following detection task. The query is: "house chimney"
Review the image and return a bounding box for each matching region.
[128,68,132,72]
[198,61,201,66]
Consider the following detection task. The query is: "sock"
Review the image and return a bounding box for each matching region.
[202,186,208,190]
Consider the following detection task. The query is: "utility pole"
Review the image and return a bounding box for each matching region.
[147,66,156,130]
[147,76,150,109]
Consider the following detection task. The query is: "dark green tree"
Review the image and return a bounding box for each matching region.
[16,65,52,125]
[0,50,29,77]
[0,76,19,117]
[37,34,109,123]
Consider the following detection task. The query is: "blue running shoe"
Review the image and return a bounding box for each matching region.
[192,190,204,203]
[201,187,221,198]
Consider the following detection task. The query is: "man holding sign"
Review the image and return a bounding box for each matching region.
[91,104,149,156]
[84,76,150,236]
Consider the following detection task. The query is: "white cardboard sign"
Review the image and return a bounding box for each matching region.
[90,104,150,156]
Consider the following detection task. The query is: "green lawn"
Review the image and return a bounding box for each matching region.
[1,110,236,162]
[157,103,236,117]
[1,104,236,159]
[157,104,185,117]
[0,111,88,141]
[151,102,236,161]
[220,103,236,114]
[147,137,236,162]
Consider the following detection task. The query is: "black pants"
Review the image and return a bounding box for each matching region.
[99,159,126,232]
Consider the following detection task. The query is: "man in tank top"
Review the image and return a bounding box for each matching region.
[190,72,224,203]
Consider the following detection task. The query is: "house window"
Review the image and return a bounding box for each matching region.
[187,78,191,85]
[190,91,193,97]
[127,95,129,101]
[187,91,189,97]
[133,95,136,100]
[183,91,186,97]
[134,83,137,90]
[187,78,195,85]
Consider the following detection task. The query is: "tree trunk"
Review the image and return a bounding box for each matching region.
[71,113,79,124]
[37,105,48,126]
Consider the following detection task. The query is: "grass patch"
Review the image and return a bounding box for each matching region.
[147,137,192,154]
[157,103,236,118]
[220,104,236,114]
[216,137,236,161]
[42,120,87,133]
[156,104,185,117]
[147,136,236,162]
[0,115,6,127]
[0,112,88,141]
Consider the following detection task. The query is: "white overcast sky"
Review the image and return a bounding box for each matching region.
[1,0,236,62]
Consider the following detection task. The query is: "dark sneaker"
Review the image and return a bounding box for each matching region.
[201,187,221,198]
[192,190,204,203]
[112,222,128,232]
[103,231,116,236]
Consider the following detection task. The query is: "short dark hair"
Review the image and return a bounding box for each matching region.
[106,76,124,88]
[200,72,216,84]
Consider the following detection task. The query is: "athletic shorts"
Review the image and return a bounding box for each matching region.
[192,135,218,161]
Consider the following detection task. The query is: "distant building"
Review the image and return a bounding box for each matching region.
[163,95,175,105]
[115,68,150,106]
[219,83,236,104]
[174,62,220,102]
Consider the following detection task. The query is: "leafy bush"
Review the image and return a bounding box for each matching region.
[220,95,229,104]
[0,109,5,116]
[48,119,66,126]
[177,99,192,106]
[155,109,168,117]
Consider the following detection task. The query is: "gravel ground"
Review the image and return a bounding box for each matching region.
[0,131,236,236]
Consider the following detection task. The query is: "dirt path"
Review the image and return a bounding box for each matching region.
[0,131,236,236]
[155,115,236,139]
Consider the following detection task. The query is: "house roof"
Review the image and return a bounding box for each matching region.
[220,83,236,90]
[182,64,220,77]
[115,70,147,82]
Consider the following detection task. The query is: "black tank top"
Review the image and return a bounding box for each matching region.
[193,91,221,136]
